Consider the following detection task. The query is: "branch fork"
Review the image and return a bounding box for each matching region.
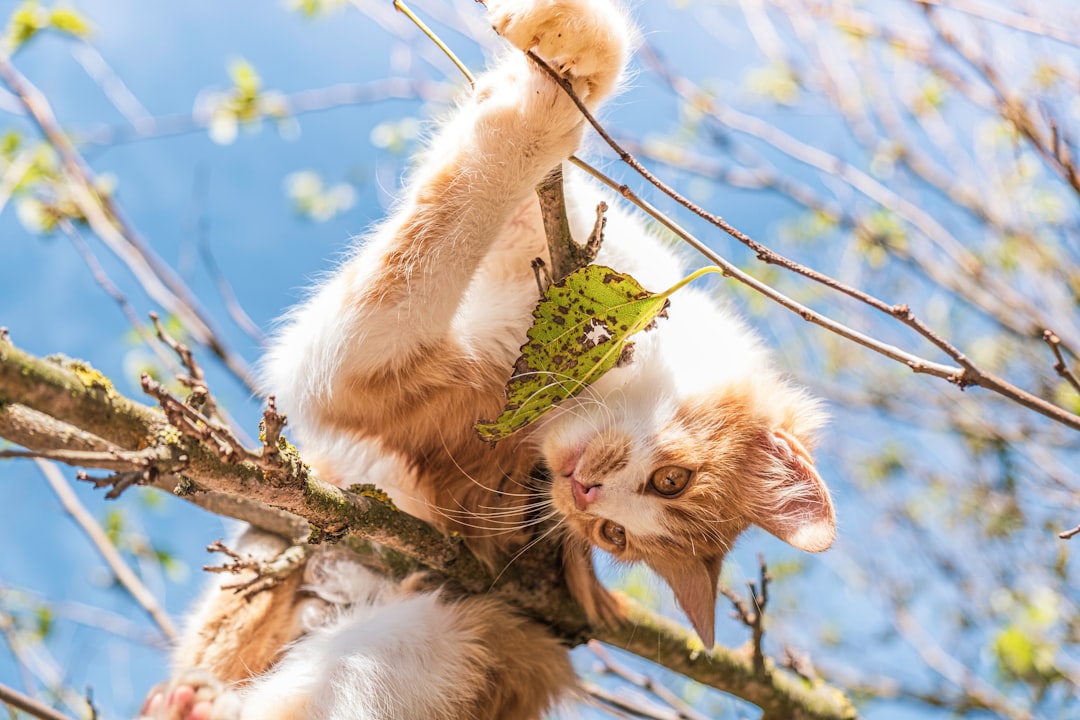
[204,540,310,597]
[720,555,771,678]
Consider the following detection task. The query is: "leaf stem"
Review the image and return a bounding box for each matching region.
[657,265,725,300]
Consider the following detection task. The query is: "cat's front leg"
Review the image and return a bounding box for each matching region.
[265,0,635,419]
[487,0,633,103]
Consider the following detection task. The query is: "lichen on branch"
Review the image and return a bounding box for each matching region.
[0,338,856,720]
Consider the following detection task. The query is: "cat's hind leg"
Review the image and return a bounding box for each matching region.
[138,670,242,720]
[232,591,574,720]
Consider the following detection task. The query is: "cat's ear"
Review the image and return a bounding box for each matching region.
[653,554,723,649]
[751,428,836,553]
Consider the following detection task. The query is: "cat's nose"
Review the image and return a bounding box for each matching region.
[571,479,601,511]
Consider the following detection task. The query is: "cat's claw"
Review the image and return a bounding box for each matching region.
[138,670,241,720]
[487,0,631,100]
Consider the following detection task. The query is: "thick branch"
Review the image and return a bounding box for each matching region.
[0,341,856,720]
[536,166,603,282]
[598,600,854,720]
[0,341,161,449]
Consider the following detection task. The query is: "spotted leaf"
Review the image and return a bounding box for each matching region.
[475,264,669,441]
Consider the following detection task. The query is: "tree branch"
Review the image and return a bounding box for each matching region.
[0,681,72,720]
[0,51,258,392]
[34,459,178,641]
[521,51,1080,433]
[0,340,856,720]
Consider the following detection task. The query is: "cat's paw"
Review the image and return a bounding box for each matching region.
[488,0,632,101]
[138,670,242,720]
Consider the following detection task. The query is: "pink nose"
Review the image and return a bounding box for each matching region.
[571,479,601,511]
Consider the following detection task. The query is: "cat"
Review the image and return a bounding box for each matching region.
[140,0,836,716]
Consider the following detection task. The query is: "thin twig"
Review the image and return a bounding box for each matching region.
[0,586,161,646]
[588,641,712,720]
[0,447,162,471]
[58,220,185,379]
[0,148,35,218]
[1043,331,1080,395]
[81,78,448,147]
[719,555,770,678]
[0,681,72,720]
[530,257,551,296]
[0,51,258,392]
[69,41,154,132]
[204,540,309,597]
[76,467,163,500]
[782,646,820,685]
[520,50,1080,432]
[0,610,86,717]
[140,373,244,462]
[147,312,254,446]
[646,47,1068,346]
[260,395,287,464]
[34,459,178,641]
[582,680,681,720]
[149,312,216,418]
[393,0,475,87]
[915,0,1080,48]
[139,372,284,472]
[893,604,1032,720]
[1059,524,1080,540]
[198,229,267,346]
[920,4,1080,200]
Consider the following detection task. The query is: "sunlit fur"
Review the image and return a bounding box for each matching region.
[145,0,835,716]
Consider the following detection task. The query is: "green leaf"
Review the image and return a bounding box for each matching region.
[287,0,346,16]
[475,265,670,441]
[228,58,262,121]
[0,130,22,158]
[103,508,124,546]
[6,2,46,51]
[745,63,800,105]
[993,625,1036,679]
[33,605,53,640]
[284,169,357,222]
[48,7,91,38]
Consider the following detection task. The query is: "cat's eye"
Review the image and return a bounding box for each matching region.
[649,465,692,497]
[600,521,626,548]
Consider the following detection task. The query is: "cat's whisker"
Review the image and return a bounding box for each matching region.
[490,516,567,588]
[472,500,555,516]
[424,507,560,537]
[431,489,553,519]
[432,429,539,498]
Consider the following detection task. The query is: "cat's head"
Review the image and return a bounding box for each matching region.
[538,295,835,648]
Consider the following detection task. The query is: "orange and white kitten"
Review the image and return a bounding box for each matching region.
[141,0,835,716]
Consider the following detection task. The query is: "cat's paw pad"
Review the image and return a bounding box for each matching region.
[138,670,242,720]
[488,0,632,99]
